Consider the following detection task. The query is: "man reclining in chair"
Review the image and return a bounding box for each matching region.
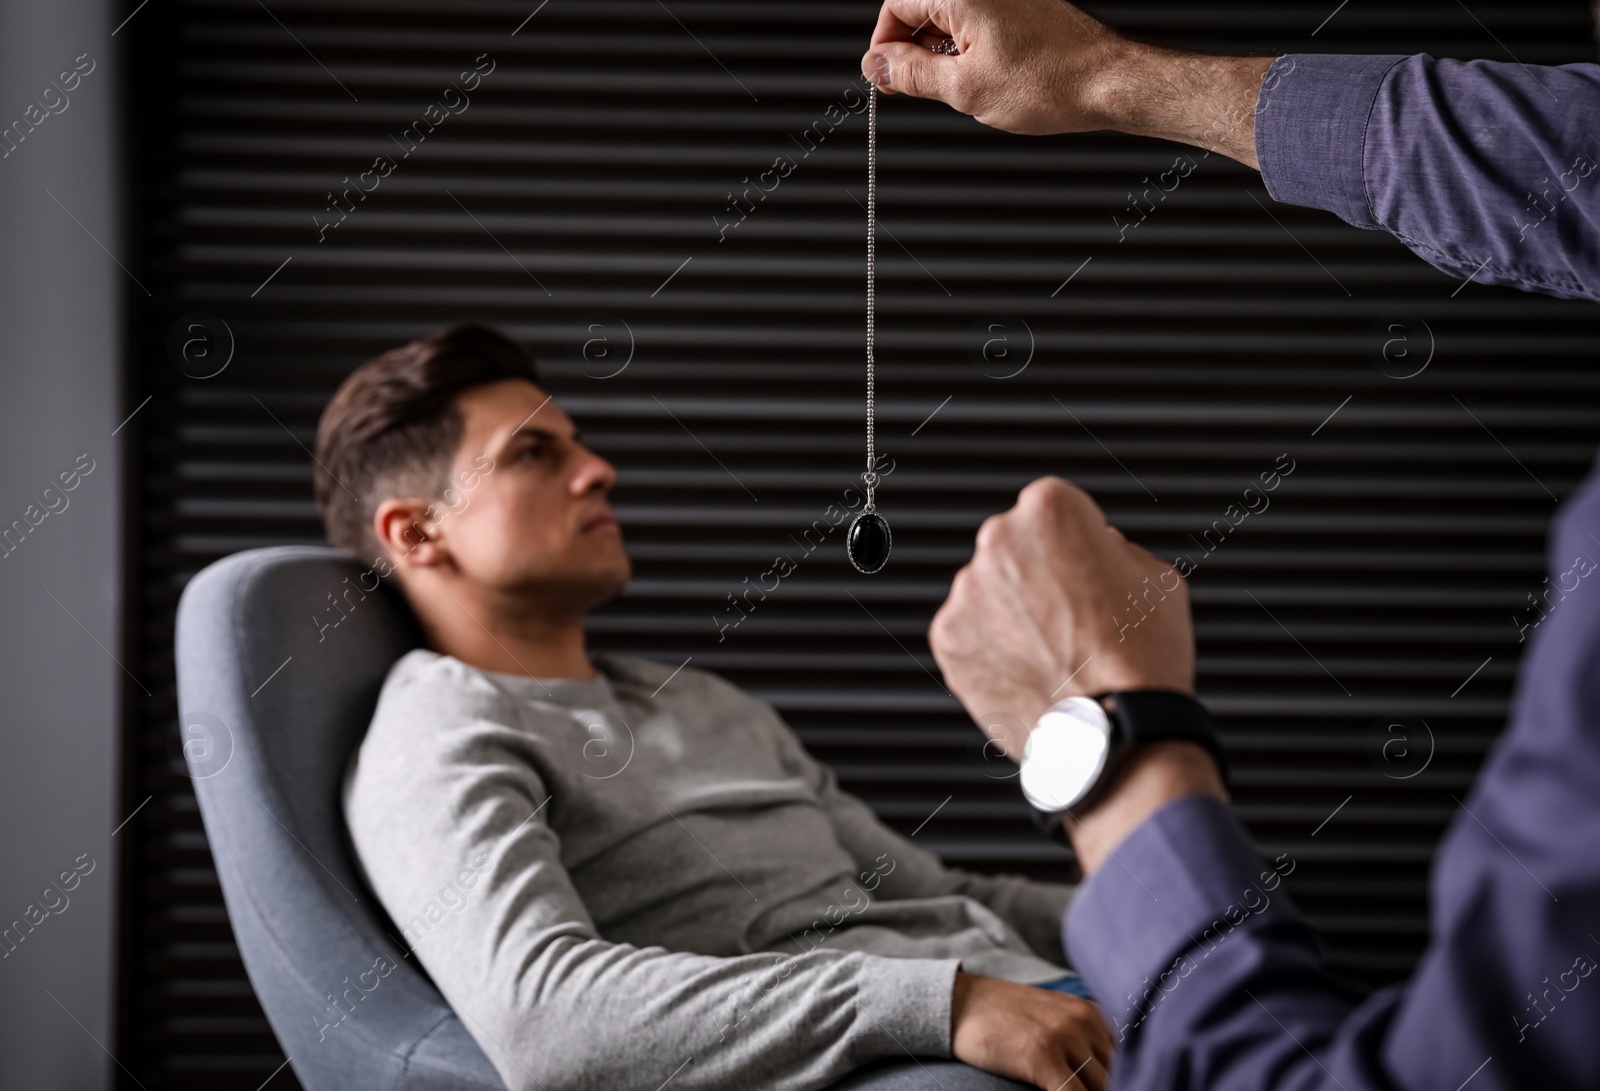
[325,324,1111,1091]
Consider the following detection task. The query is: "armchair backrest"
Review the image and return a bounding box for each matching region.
[174,546,506,1090]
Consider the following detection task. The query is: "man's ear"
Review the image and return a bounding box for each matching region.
[374,497,451,572]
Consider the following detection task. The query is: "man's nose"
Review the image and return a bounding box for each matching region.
[572,447,617,494]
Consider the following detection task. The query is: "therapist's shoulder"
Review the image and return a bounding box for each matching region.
[1511,459,1600,718]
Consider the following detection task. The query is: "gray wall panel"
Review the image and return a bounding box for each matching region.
[0,0,124,1089]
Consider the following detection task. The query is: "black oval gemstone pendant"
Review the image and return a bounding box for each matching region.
[847,511,892,574]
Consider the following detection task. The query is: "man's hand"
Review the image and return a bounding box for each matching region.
[931,477,1226,875]
[861,0,1128,135]
[929,477,1194,758]
[950,971,1112,1090]
[861,0,1273,167]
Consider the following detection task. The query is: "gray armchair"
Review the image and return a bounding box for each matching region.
[174,545,1023,1091]
[176,546,507,1090]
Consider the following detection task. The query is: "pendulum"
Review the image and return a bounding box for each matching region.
[847,84,893,575]
[848,87,891,574]
[848,42,955,573]
[849,42,955,572]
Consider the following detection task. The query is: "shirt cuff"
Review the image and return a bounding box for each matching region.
[1256,53,1409,228]
[1062,795,1307,1035]
[853,955,960,1059]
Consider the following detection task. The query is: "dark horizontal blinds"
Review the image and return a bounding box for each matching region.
[122,1,1600,1086]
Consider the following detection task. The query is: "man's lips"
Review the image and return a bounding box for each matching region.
[581,508,619,533]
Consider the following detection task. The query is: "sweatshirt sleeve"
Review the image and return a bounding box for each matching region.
[1256,53,1600,302]
[344,672,958,1091]
[767,713,1076,966]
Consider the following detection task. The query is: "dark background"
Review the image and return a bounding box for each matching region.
[116,1,1600,1086]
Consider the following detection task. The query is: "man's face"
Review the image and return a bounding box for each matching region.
[426,378,630,613]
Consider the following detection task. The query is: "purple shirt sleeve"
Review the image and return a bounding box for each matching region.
[1255,53,1600,302]
[1064,448,1600,1088]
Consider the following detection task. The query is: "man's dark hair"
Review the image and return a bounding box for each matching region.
[312,323,539,563]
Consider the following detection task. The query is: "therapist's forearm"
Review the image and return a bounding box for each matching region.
[1090,43,1273,169]
[1061,741,1227,875]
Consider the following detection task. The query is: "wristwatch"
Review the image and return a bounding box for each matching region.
[1020,690,1228,841]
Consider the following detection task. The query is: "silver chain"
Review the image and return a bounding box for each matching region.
[862,51,953,518]
[863,84,878,513]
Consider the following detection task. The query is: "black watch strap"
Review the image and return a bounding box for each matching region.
[1027,797,1073,845]
[1025,691,1227,846]
[1093,690,1229,787]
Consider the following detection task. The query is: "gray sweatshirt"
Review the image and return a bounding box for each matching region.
[343,649,1077,1091]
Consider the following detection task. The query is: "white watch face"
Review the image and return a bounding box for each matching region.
[1019,696,1112,812]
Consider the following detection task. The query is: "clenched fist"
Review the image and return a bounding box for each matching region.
[929,477,1194,759]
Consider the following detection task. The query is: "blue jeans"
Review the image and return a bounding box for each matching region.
[1034,973,1094,999]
